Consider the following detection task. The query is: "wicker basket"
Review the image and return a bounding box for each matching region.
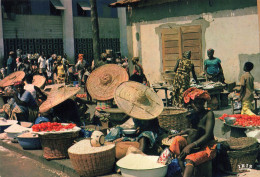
[224,147,259,173]
[68,145,115,177]
[158,107,191,132]
[39,131,79,160]
[227,137,258,151]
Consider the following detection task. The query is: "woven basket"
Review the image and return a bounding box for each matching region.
[227,137,258,151]
[158,107,190,132]
[39,131,79,160]
[224,147,259,173]
[68,146,115,177]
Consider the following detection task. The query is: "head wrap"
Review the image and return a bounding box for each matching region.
[183,87,211,104]
[207,48,214,54]
[183,51,191,59]
[132,57,139,62]
[13,81,24,87]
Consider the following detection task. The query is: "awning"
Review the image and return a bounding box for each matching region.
[50,0,65,10]
[78,1,91,11]
[109,0,141,7]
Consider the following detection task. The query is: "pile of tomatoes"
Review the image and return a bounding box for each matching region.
[32,122,76,132]
[218,114,260,127]
[76,94,87,98]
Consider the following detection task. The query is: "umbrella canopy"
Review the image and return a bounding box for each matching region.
[32,75,46,89]
[114,81,164,120]
[39,86,80,113]
[87,64,129,100]
[0,71,25,87]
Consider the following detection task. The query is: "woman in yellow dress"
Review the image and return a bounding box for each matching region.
[54,56,66,84]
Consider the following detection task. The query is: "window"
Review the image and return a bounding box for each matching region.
[77,1,91,17]
[2,0,31,15]
[49,0,61,16]
[161,25,202,74]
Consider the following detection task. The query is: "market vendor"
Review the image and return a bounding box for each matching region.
[238,62,255,115]
[171,51,198,107]
[3,81,39,122]
[204,48,225,83]
[23,74,47,105]
[168,87,216,177]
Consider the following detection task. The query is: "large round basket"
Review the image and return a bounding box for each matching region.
[226,137,258,151]
[39,131,79,160]
[158,107,191,132]
[224,147,259,173]
[68,140,116,177]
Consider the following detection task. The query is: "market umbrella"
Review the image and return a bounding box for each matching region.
[0,71,25,87]
[32,75,46,89]
[39,86,80,113]
[114,81,164,120]
[87,64,129,101]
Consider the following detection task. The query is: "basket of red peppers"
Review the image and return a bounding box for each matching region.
[32,122,81,160]
[218,114,260,128]
[32,122,77,132]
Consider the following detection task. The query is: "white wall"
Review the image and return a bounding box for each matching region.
[130,7,259,84]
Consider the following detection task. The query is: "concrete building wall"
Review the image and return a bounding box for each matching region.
[3,15,63,38]
[128,6,259,84]
[74,17,119,38]
[3,15,119,39]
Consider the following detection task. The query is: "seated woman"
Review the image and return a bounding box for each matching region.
[204,48,225,83]
[3,81,39,122]
[168,87,216,177]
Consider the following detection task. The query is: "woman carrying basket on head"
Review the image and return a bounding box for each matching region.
[167,87,216,177]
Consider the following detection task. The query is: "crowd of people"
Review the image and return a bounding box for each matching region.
[0,47,257,177]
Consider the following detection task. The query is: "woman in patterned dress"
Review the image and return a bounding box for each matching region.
[171,51,198,107]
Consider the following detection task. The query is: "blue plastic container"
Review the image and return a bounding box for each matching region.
[17,137,42,150]
[0,125,11,133]
[73,81,79,86]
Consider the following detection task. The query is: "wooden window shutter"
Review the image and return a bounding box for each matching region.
[161,28,181,71]
[181,25,202,74]
[161,25,202,74]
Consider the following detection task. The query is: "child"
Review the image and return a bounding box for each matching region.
[239,62,255,115]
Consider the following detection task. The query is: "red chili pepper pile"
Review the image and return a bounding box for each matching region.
[32,122,76,132]
[218,114,260,127]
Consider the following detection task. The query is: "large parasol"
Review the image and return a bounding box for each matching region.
[39,86,80,113]
[114,81,164,120]
[0,71,25,87]
[32,75,46,89]
[86,64,129,100]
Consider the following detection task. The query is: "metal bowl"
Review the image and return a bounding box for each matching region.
[122,129,136,135]
[224,117,236,125]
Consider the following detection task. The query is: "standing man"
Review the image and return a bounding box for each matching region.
[38,52,47,80]
[6,51,16,76]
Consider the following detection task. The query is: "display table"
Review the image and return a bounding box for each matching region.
[152,85,172,107]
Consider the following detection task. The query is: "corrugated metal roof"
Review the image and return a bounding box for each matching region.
[109,0,141,7]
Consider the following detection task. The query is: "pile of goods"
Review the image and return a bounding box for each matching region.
[219,114,260,127]
[32,122,76,132]
[76,93,87,98]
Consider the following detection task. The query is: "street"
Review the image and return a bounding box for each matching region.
[0,146,70,177]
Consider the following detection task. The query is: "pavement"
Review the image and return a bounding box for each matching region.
[0,86,259,177]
